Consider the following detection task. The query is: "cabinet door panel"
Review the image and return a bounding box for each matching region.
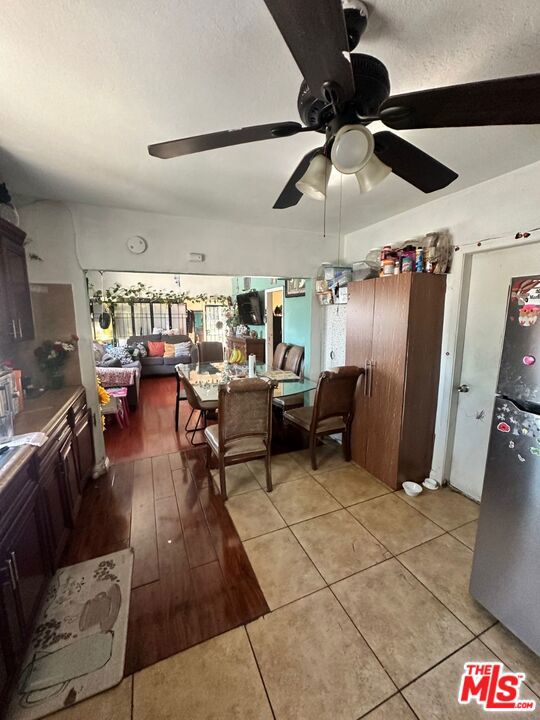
[41,458,71,568]
[365,275,410,488]
[3,243,34,341]
[10,503,49,633]
[61,438,82,523]
[0,573,22,707]
[75,411,95,488]
[346,280,375,467]
[0,573,23,660]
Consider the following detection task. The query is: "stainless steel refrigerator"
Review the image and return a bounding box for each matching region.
[470,275,540,654]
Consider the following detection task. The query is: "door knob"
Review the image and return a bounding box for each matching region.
[457,384,470,393]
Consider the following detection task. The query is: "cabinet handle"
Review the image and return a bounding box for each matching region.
[11,319,18,339]
[364,360,370,396]
[18,318,22,338]
[10,552,20,585]
[7,559,17,591]
[369,360,375,397]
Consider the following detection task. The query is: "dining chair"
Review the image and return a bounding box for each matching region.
[198,341,224,363]
[273,344,305,411]
[182,373,219,446]
[284,366,364,470]
[272,342,290,370]
[205,377,274,500]
[283,344,304,375]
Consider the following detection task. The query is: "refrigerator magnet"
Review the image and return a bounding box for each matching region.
[522,355,536,366]
[497,422,511,433]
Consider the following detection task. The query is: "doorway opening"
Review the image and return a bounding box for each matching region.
[265,287,284,366]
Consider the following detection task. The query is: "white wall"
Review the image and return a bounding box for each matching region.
[19,201,107,470]
[343,160,540,487]
[345,160,540,261]
[18,200,334,469]
[70,203,335,277]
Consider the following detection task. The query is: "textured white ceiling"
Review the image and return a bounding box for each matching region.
[1,0,540,234]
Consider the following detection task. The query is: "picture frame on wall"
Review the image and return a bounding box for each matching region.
[285,278,306,298]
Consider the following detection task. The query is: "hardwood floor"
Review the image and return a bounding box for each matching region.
[63,377,269,675]
[104,376,196,463]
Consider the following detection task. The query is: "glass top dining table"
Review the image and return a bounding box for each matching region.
[175,361,317,404]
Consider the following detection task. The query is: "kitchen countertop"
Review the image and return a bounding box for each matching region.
[0,386,85,494]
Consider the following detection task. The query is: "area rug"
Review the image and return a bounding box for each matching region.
[8,548,133,720]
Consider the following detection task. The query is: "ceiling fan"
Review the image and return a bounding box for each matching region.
[148,0,540,209]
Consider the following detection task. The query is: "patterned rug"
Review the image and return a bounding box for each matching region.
[8,549,133,720]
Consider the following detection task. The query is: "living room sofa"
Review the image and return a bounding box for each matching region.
[126,333,199,377]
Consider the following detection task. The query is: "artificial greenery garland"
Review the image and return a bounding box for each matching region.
[89,281,231,306]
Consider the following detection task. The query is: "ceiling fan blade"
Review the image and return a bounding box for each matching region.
[148,121,303,159]
[263,0,355,102]
[374,131,458,193]
[379,74,540,130]
[273,148,323,209]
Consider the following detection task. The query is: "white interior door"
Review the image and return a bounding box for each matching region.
[449,243,540,501]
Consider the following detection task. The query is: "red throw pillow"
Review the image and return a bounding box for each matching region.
[147,341,165,357]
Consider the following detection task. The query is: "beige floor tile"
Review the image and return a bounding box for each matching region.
[291,509,391,583]
[314,465,390,507]
[291,443,348,473]
[481,623,540,697]
[268,476,340,524]
[211,462,259,496]
[248,452,306,486]
[450,520,478,550]
[333,558,473,687]
[350,493,444,554]
[247,588,395,720]
[133,627,273,720]
[226,489,285,540]
[399,534,494,635]
[397,486,479,530]
[363,694,417,720]
[47,678,132,720]
[244,527,325,610]
[403,639,539,719]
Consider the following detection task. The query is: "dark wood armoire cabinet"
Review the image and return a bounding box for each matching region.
[346,273,446,489]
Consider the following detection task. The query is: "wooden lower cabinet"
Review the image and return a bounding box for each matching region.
[74,410,95,489]
[40,454,71,567]
[0,388,94,711]
[60,434,82,524]
[226,335,266,363]
[3,488,50,634]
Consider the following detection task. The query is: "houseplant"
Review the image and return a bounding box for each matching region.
[34,336,78,389]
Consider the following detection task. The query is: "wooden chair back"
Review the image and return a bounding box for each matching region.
[218,378,274,449]
[311,366,363,427]
[272,342,290,370]
[283,344,304,375]
[198,341,224,363]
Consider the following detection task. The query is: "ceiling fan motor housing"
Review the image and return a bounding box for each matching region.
[297,53,390,130]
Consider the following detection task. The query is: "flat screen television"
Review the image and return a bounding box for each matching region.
[237,291,264,325]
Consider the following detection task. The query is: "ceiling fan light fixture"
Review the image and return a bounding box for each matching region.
[355,153,392,192]
[295,153,331,201]
[331,124,374,174]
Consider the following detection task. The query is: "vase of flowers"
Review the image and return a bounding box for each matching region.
[225,303,240,336]
[34,336,78,389]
